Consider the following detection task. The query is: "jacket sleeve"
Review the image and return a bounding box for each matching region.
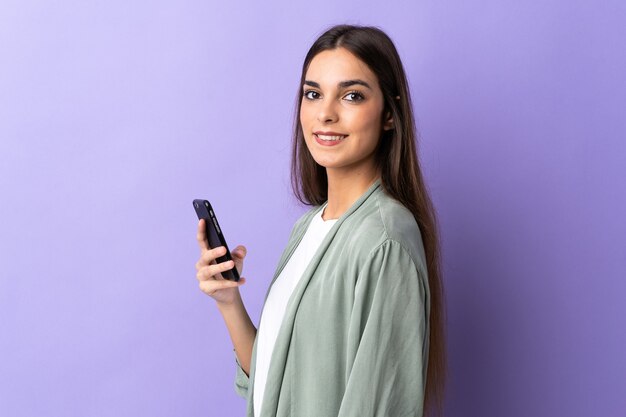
[337,240,429,417]
[233,349,249,398]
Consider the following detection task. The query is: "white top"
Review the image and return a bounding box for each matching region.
[254,204,337,416]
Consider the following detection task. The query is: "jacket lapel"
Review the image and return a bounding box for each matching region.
[250,179,382,417]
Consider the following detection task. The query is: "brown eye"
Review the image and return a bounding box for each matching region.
[344,91,364,102]
[303,90,320,100]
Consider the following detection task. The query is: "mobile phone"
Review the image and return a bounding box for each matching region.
[193,199,240,282]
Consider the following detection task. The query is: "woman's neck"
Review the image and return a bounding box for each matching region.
[322,166,380,221]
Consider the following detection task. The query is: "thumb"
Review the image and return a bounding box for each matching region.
[233,245,247,258]
[232,245,247,274]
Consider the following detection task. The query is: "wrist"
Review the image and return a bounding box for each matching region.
[217,294,243,314]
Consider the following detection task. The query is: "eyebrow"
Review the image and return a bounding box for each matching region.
[303,79,372,90]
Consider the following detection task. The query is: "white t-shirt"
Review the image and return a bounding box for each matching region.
[254,204,337,416]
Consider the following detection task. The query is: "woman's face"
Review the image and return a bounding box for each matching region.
[299,47,392,176]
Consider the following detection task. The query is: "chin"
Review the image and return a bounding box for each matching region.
[310,154,342,169]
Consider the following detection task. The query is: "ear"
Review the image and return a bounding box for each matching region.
[383,110,394,131]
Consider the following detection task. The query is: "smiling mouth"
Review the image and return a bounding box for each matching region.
[314,133,348,141]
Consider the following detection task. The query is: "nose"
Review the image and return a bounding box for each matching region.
[317,98,339,124]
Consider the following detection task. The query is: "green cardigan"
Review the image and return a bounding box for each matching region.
[234,179,430,417]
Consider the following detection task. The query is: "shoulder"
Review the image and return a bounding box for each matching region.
[340,187,427,274]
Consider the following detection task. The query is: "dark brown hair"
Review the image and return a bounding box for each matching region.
[291,24,446,416]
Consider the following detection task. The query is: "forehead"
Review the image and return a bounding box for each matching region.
[304,48,378,87]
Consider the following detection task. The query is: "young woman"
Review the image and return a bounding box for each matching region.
[195,24,446,417]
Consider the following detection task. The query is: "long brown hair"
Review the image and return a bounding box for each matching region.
[290,24,446,416]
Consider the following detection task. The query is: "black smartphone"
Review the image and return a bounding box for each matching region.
[193,199,240,282]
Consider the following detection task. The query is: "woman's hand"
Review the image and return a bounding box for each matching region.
[195,219,246,306]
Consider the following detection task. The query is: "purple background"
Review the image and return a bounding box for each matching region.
[1,1,625,416]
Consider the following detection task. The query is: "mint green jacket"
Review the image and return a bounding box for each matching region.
[234,179,430,417]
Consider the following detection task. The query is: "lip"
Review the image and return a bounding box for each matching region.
[313,131,348,147]
[314,131,348,136]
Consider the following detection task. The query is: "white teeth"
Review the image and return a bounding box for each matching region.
[316,134,346,141]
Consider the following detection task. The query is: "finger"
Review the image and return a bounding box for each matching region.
[232,245,247,258]
[231,245,247,275]
[201,246,227,264]
[199,277,245,295]
[196,260,235,281]
[195,255,214,271]
[196,219,208,250]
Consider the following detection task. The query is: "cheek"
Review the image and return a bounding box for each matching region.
[351,106,383,137]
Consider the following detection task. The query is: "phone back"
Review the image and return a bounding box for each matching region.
[193,199,240,281]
